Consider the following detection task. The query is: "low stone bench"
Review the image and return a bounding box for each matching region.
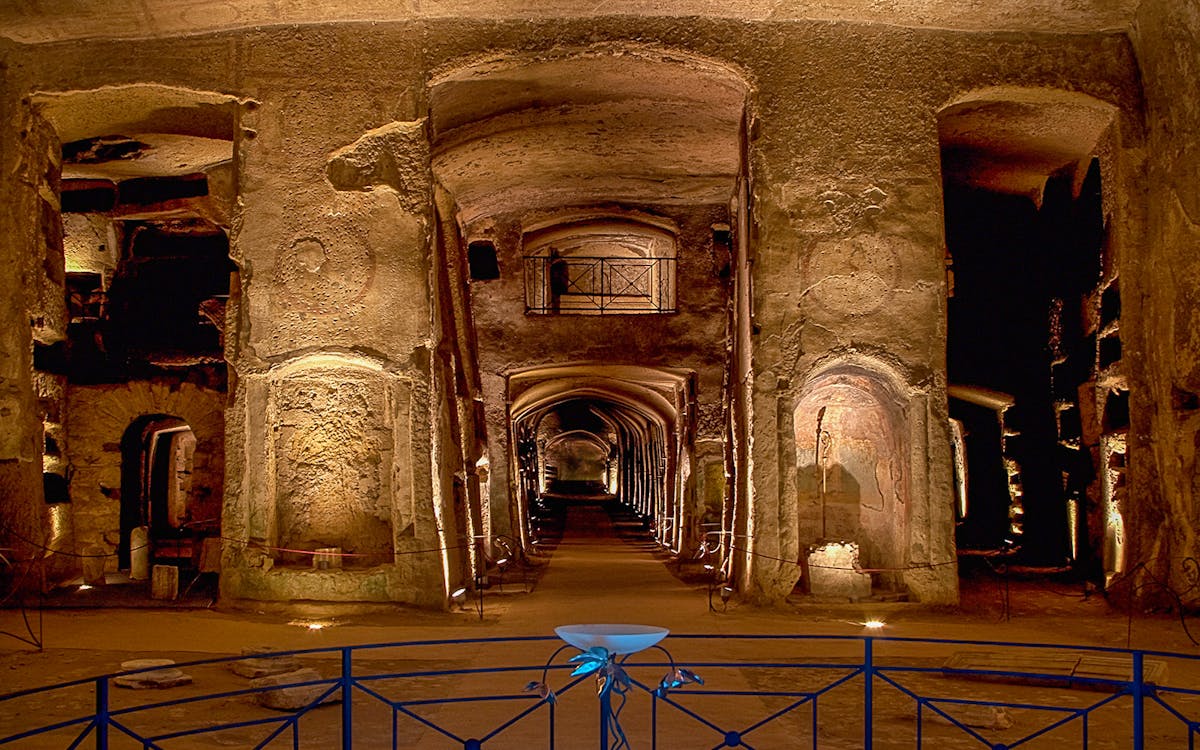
[942,651,1169,691]
[230,646,304,678]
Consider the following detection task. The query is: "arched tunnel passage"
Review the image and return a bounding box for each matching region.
[506,366,696,578]
[537,410,619,500]
[939,88,1118,577]
[428,48,748,606]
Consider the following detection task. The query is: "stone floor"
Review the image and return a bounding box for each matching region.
[3,503,1199,747]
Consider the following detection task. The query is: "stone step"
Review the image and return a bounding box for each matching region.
[942,650,1169,691]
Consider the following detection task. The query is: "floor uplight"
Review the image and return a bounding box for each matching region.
[288,619,336,631]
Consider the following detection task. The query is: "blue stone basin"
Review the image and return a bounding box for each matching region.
[554,624,669,655]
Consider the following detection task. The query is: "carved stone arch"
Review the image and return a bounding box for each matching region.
[937,86,1122,202]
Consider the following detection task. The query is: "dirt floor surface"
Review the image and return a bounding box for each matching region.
[4,503,1199,748]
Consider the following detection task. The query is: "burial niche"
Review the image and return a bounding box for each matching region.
[794,365,908,591]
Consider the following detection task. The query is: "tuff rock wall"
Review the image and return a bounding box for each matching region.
[1127,0,1200,605]
[0,16,1154,606]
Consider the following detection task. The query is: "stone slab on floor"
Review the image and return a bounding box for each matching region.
[807,541,872,600]
[113,658,193,689]
[230,646,304,678]
[249,668,339,711]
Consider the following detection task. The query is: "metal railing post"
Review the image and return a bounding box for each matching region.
[342,647,353,750]
[94,677,108,750]
[1132,650,1144,750]
[599,687,611,750]
[863,637,874,750]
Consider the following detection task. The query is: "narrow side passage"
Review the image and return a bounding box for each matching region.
[506,501,702,626]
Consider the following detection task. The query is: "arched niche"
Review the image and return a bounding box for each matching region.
[793,361,910,585]
[119,414,199,568]
[266,355,397,568]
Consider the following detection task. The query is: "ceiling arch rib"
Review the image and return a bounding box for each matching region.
[543,429,614,453]
[511,381,678,429]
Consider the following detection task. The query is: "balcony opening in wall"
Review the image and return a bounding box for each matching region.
[522,215,678,315]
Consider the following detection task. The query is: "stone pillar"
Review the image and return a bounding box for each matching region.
[1126,0,1200,605]
[742,67,958,604]
[222,89,444,605]
[0,91,61,590]
[482,373,515,540]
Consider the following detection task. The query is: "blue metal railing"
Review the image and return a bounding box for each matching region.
[2,634,1198,748]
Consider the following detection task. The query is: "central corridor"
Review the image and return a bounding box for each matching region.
[503,502,707,630]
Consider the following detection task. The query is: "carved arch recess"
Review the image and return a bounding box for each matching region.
[790,357,913,586]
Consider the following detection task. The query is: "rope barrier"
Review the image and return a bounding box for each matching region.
[0,521,469,562]
[722,544,959,572]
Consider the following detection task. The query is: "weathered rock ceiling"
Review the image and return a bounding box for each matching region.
[939,89,1117,200]
[430,53,748,223]
[33,86,237,182]
[0,0,1141,44]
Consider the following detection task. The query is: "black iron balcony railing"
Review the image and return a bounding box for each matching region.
[524,254,676,314]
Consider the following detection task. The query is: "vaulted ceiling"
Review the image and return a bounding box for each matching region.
[0,0,1142,45]
[429,52,748,224]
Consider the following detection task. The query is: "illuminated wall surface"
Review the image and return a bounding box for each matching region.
[0,0,1196,609]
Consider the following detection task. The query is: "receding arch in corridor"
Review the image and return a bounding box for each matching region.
[507,364,696,557]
